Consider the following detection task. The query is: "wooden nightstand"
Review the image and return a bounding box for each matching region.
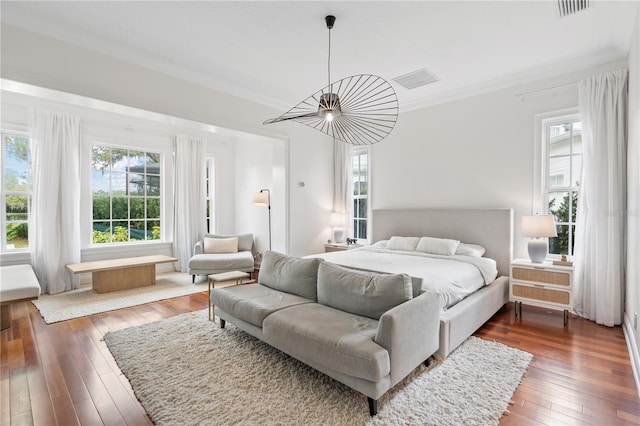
[324,243,362,253]
[510,258,574,325]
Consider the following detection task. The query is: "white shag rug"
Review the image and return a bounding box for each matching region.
[32,272,208,323]
[104,309,532,426]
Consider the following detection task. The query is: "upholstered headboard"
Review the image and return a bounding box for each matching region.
[371,208,513,277]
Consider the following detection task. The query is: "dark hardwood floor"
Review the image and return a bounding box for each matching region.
[1,290,638,425]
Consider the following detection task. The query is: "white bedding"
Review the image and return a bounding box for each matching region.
[308,246,498,311]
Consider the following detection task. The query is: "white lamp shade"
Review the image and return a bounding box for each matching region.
[521,215,558,238]
[330,212,346,227]
[252,191,269,206]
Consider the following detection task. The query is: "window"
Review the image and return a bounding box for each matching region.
[1,133,31,251]
[351,148,369,241]
[206,158,215,233]
[91,145,161,244]
[543,116,582,256]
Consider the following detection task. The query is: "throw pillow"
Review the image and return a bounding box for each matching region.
[258,251,323,300]
[317,262,412,320]
[203,237,238,254]
[416,236,460,256]
[386,236,420,251]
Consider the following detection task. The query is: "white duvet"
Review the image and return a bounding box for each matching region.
[308,246,498,311]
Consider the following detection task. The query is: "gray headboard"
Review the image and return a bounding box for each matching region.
[371,208,513,277]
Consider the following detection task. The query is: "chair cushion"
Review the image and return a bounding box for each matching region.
[317,262,412,320]
[203,233,253,252]
[211,283,312,327]
[0,265,41,302]
[263,303,389,382]
[188,251,254,272]
[204,236,238,254]
[258,251,323,301]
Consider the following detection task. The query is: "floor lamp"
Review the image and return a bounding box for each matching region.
[252,189,271,251]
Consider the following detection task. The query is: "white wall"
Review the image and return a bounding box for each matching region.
[625,4,640,394]
[373,60,628,260]
[0,24,334,257]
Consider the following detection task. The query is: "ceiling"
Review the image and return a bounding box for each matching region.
[1,1,638,112]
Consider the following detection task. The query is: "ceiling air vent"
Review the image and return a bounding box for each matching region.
[393,68,439,90]
[558,0,589,17]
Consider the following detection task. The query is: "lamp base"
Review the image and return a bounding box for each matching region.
[333,229,345,244]
[528,238,548,263]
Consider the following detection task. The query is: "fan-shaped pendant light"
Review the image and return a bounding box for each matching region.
[263,15,399,146]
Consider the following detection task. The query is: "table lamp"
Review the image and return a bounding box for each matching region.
[521,215,557,263]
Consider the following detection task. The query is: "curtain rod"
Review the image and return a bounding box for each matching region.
[514,82,579,101]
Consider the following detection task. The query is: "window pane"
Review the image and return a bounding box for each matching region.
[548,191,570,223]
[111,149,128,171]
[147,198,160,219]
[92,171,110,196]
[572,122,582,154]
[130,198,144,219]
[147,175,160,196]
[147,220,160,240]
[6,195,28,221]
[93,196,110,220]
[112,197,128,220]
[549,225,569,255]
[111,172,127,195]
[93,222,111,243]
[358,220,367,239]
[3,164,29,191]
[571,155,582,186]
[129,151,146,170]
[128,173,145,196]
[549,124,572,155]
[4,135,29,163]
[358,198,367,218]
[6,223,28,249]
[92,146,111,171]
[111,222,129,242]
[548,156,569,187]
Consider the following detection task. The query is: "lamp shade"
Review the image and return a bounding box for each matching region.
[330,212,346,227]
[252,191,269,206]
[521,215,558,238]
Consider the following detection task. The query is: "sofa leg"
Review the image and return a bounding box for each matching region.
[220,318,226,329]
[368,397,377,416]
[192,275,195,283]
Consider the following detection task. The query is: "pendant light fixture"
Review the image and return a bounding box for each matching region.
[263,15,399,146]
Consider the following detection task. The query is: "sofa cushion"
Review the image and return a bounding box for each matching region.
[203,233,254,252]
[258,251,323,301]
[204,236,238,254]
[317,262,413,320]
[188,251,254,271]
[263,303,389,382]
[211,283,312,327]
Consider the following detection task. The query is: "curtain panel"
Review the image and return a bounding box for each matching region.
[29,109,82,294]
[574,69,628,326]
[332,139,351,229]
[172,135,206,272]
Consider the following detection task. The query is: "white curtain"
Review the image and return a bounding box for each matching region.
[574,69,628,326]
[172,135,206,272]
[29,109,81,294]
[332,139,351,228]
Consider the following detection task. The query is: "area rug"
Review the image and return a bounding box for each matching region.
[32,272,208,323]
[104,309,533,426]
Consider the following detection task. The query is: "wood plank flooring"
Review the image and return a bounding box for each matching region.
[1,290,638,425]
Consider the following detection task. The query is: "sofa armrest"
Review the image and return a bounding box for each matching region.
[374,291,439,387]
[194,240,203,255]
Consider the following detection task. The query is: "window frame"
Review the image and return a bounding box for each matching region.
[90,142,163,246]
[537,110,582,258]
[1,130,31,253]
[350,146,371,243]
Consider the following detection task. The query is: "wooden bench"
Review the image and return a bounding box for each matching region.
[0,264,41,330]
[66,255,177,293]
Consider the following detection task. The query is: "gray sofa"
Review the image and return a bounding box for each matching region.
[188,233,256,283]
[210,251,440,416]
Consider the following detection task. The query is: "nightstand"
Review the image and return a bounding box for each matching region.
[510,258,574,325]
[324,243,362,253]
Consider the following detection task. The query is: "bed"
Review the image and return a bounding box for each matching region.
[312,208,513,358]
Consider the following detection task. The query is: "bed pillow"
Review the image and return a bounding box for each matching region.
[258,251,323,300]
[455,243,486,257]
[370,240,389,249]
[317,262,413,320]
[386,236,420,251]
[416,237,460,256]
[203,237,238,254]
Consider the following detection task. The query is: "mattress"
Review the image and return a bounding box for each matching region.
[308,246,498,311]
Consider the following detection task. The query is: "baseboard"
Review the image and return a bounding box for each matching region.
[623,313,640,398]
